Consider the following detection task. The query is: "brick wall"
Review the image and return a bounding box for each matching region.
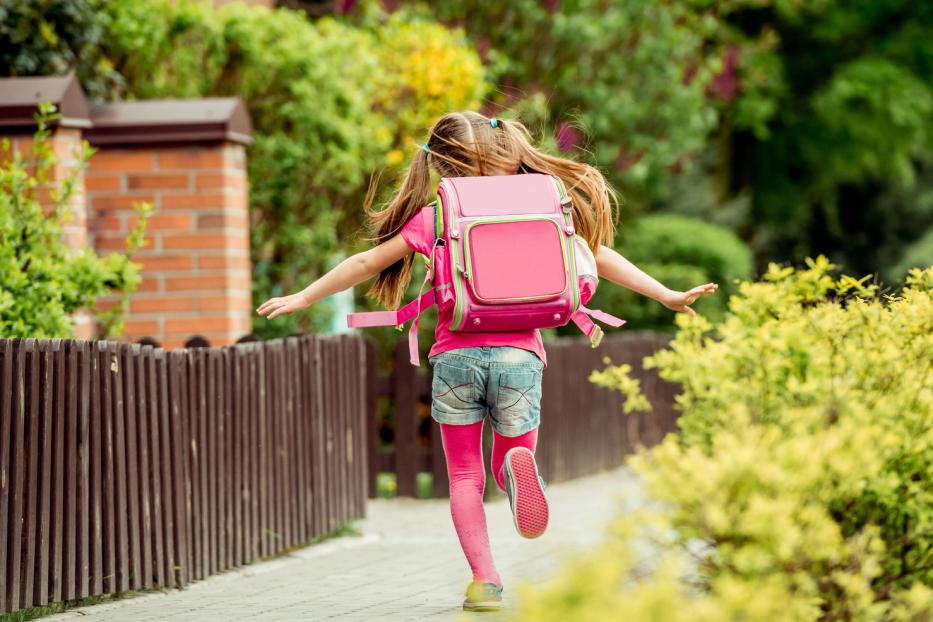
[86,143,252,349]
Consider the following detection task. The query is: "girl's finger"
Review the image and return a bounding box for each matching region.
[265,302,285,318]
[258,301,278,315]
[256,299,277,313]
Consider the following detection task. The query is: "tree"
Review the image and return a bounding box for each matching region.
[0,0,122,100]
[712,0,933,281]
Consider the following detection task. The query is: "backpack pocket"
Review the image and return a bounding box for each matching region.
[463,217,568,304]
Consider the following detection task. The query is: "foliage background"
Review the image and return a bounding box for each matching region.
[421,0,933,284]
[3,0,930,338]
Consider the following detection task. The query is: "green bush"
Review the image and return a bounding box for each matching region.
[581,214,754,333]
[0,103,148,338]
[501,257,933,621]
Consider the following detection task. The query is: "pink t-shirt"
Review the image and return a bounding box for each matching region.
[400,206,547,366]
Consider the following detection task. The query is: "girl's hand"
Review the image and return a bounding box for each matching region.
[659,283,718,316]
[256,291,310,320]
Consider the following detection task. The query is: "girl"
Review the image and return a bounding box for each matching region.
[256,111,718,612]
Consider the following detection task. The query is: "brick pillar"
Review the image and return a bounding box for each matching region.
[86,143,252,349]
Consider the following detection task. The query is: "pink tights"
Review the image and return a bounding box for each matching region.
[439,420,538,588]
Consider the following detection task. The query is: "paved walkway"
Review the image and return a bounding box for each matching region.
[49,466,646,621]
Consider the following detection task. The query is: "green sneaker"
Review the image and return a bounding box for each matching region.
[462,580,503,612]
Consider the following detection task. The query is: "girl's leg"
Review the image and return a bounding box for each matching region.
[491,427,539,493]
[439,420,502,588]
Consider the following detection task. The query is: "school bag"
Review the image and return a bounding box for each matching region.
[346,173,625,365]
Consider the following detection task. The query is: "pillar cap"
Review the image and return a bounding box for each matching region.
[0,73,91,129]
[0,75,253,146]
[86,98,253,146]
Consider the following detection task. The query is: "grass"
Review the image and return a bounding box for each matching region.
[0,589,164,622]
[375,471,434,498]
[257,521,363,561]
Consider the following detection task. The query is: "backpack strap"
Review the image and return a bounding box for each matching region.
[345,289,436,328]
[346,237,441,366]
[570,305,626,348]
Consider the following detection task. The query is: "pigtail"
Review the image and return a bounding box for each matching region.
[365,146,433,309]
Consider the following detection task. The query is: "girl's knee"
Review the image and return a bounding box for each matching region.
[448,468,486,495]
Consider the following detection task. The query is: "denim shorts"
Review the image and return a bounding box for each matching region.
[427,346,544,437]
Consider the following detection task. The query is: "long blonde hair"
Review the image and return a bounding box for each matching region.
[365,111,620,308]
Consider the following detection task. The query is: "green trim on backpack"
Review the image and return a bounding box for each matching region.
[432,194,443,240]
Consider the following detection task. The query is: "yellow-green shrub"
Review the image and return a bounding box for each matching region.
[498,258,932,621]
[370,13,486,168]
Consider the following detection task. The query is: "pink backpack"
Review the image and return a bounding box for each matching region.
[347,173,625,365]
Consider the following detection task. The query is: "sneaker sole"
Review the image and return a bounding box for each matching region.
[505,448,548,538]
[463,601,502,612]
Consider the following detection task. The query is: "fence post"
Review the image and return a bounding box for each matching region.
[0,340,11,613]
[393,340,418,497]
[365,340,379,499]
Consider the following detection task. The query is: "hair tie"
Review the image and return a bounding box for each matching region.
[421,142,431,153]
[490,118,498,128]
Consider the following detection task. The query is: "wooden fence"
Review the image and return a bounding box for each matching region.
[367,333,680,499]
[0,334,368,615]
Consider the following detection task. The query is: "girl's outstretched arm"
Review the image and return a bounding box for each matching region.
[256,234,412,320]
[595,244,718,316]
